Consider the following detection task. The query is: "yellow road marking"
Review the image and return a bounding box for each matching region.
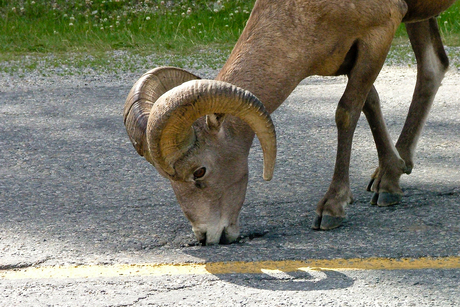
[1,256,459,280]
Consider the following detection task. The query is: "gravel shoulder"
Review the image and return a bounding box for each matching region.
[1,45,459,92]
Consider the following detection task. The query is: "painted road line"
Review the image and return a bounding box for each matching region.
[1,256,460,280]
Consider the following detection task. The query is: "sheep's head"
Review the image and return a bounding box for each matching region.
[124,67,276,245]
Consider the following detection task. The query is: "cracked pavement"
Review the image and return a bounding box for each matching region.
[1,66,459,306]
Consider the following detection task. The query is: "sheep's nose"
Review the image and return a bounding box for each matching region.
[198,230,235,246]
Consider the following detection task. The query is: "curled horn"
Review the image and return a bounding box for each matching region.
[146,79,277,181]
[123,67,200,164]
[124,67,276,181]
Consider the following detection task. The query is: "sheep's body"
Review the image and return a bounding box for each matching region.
[124,0,457,244]
[216,0,455,230]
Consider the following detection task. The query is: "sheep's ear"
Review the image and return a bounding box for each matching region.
[206,113,227,132]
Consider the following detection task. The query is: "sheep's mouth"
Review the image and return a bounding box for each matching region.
[197,229,236,246]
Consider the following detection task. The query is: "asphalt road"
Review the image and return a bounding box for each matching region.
[1,66,459,306]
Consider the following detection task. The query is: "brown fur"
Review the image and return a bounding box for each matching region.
[131,0,456,243]
[215,0,455,230]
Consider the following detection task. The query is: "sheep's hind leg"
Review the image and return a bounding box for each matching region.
[366,18,449,206]
[312,30,397,230]
[363,86,409,206]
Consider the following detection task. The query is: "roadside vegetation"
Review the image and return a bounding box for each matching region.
[1,0,255,54]
[1,0,459,74]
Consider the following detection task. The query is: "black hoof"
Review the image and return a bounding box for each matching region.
[377,192,402,207]
[312,214,344,230]
[370,191,402,206]
[312,214,322,230]
[370,192,379,205]
[366,178,375,192]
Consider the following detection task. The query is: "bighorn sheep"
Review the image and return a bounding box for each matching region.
[124,0,456,245]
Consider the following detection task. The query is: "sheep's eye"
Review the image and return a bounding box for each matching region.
[193,167,206,179]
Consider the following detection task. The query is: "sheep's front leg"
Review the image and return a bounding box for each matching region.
[312,31,397,230]
[366,18,449,206]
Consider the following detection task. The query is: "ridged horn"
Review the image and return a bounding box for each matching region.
[123,67,200,163]
[146,79,277,181]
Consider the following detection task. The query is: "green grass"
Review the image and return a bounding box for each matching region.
[0,0,459,73]
[394,1,460,45]
[0,0,254,55]
[434,1,460,45]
